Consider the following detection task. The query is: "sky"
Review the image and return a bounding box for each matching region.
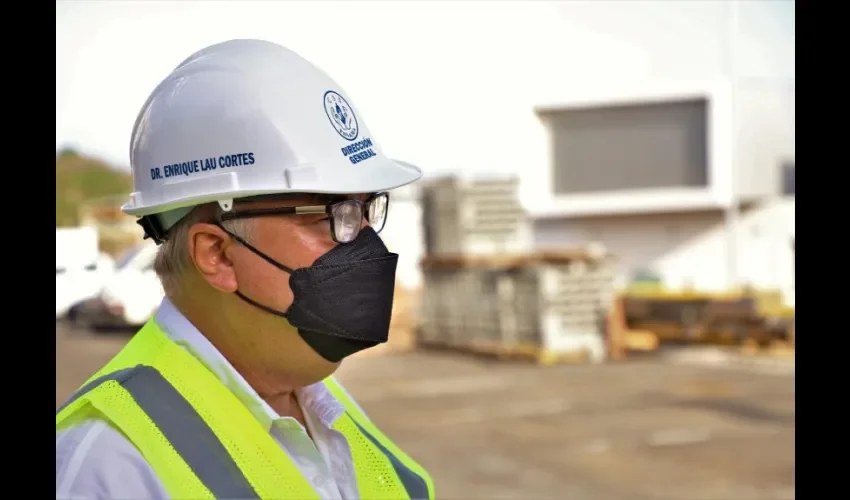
[56,0,795,174]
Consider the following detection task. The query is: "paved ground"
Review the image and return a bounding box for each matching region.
[56,322,795,500]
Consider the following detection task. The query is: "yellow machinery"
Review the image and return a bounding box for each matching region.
[620,285,795,348]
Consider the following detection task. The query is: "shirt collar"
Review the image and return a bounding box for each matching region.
[154,297,346,430]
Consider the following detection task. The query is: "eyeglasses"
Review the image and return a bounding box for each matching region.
[218,192,389,244]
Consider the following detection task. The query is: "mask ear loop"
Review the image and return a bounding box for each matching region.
[215,222,296,275]
[214,221,298,317]
[233,289,290,318]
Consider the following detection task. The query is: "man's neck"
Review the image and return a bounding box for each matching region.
[169,293,307,423]
[264,391,308,429]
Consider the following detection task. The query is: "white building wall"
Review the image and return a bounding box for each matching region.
[734,83,796,200]
[534,210,730,291]
[736,197,795,304]
[532,83,733,217]
[531,79,795,218]
[380,184,425,290]
[532,197,795,302]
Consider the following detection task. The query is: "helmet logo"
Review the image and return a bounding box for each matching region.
[323,90,359,142]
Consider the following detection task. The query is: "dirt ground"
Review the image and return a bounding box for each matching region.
[56,322,795,500]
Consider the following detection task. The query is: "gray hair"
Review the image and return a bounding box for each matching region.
[153,203,254,297]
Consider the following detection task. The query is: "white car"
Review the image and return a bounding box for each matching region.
[56,227,117,319]
[72,241,164,329]
[56,252,116,319]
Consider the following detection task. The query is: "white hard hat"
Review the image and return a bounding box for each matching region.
[122,39,422,238]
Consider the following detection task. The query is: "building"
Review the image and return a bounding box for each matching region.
[530,81,795,303]
[384,81,796,303]
[356,1,794,302]
[379,183,426,290]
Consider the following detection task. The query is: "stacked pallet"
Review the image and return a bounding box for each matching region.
[421,176,532,256]
[419,253,616,363]
[417,175,616,364]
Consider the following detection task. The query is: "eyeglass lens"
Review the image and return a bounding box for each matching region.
[367,194,388,231]
[331,195,388,243]
[333,200,361,243]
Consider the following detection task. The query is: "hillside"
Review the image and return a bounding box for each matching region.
[56,149,132,227]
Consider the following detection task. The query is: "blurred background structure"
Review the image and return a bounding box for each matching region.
[56,1,795,498]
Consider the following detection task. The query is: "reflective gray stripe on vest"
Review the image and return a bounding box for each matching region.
[56,365,259,499]
[349,416,430,500]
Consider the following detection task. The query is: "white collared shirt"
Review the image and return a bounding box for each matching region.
[56,298,360,500]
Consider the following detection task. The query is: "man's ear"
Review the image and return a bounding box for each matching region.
[187,223,239,293]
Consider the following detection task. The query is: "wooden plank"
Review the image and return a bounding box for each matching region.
[417,337,591,366]
[623,330,660,352]
[421,250,612,270]
[606,296,628,361]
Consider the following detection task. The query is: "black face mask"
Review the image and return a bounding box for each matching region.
[220,225,399,362]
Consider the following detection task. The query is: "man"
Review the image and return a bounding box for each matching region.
[56,39,435,500]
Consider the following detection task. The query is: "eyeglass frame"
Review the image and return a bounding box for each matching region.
[217,191,390,244]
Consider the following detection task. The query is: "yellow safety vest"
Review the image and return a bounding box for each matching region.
[56,319,435,500]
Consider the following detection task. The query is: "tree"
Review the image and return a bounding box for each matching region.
[56,150,132,227]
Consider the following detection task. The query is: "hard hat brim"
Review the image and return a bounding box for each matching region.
[121,157,423,217]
